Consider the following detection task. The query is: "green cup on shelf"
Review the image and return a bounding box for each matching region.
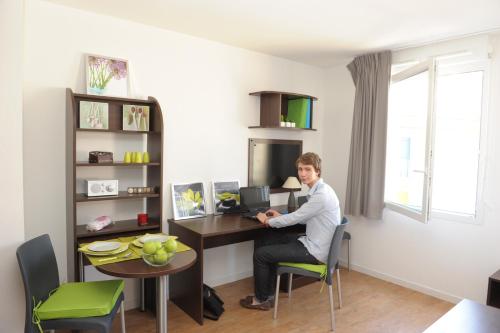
[135,151,143,163]
[143,152,150,163]
[123,152,132,163]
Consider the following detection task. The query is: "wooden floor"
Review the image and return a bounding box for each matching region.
[111,269,453,333]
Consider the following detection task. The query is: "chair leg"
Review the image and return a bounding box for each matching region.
[347,239,351,271]
[120,300,126,333]
[273,274,281,320]
[336,268,342,309]
[288,273,293,299]
[328,284,336,332]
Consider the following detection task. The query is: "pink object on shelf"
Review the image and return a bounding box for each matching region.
[86,215,112,232]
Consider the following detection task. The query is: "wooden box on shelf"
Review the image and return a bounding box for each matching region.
[249,91,317,131]
[66,88,164,282]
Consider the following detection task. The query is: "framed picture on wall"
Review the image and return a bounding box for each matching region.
[212,180,241,215]
[171,182,206,220]
[86,54,129,97]
[79,101,109,129]
[122,104,150,131]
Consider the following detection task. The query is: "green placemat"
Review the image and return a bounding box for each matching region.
[81,235,192,267]
[119,235,191,254]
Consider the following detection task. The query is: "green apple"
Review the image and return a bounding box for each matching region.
[143,241,158,255]
[154,249,168,264]
[164,239,178,253]
[144,254,154,264]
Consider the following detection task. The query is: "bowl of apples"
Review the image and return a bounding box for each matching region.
[142,238,178,267]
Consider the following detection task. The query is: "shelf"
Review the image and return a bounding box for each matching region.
[249,91,318,100]
[76,218,161,239]
[248,126,317,131]
[76,191,160,202]
[76,162,161,167]
[76,128,160,135]
[73,92,156,105]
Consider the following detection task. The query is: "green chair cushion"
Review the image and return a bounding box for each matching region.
[279,262,327,277]
[36,280,124,320]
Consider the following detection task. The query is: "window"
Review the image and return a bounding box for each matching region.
[384,55,488,223]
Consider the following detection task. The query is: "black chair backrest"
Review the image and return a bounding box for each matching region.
[326,217,349,285]
[16,234,60,333]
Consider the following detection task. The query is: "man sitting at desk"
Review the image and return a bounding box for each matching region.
[240,152,341,310]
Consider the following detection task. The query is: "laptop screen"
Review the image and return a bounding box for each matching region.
[240,186,270,211]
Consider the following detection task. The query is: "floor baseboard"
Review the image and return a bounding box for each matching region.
[339,259,461,304]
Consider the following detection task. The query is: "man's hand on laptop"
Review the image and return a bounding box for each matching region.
[256,212,269,226]
[265,209,281,218]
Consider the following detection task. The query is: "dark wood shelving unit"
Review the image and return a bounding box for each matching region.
[76,219,161,239]
[249,91,317,130]
[66,88,164,282]
[487,269,500,309]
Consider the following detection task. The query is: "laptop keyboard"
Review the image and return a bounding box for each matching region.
[241,207,268,219]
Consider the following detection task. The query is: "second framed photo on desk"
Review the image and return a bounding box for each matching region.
[212,180,241,215]
[171,182,207,220]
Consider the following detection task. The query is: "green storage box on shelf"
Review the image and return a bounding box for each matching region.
[287,98,310,128]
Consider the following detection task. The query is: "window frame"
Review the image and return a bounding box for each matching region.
[384,56,489,224]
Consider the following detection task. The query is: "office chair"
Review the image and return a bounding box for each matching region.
[343,231,351,271]
[273,217,348,332]
[298,196,351,271]
[16,234,126,333]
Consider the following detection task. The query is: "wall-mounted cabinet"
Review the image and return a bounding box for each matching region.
[66,88,164,281]
[249,91,317,131]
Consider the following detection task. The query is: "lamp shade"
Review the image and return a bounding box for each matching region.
[282,177,301,189]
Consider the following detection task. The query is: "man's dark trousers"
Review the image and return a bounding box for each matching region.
[253,230,318,302]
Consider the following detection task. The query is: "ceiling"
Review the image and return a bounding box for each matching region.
[46,0,500,67]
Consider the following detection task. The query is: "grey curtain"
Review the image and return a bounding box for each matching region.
[344,51,392,219]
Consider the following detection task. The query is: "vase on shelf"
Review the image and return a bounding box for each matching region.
[88,86,106,95]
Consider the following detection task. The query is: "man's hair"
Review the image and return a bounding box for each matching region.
[296,152,322,176]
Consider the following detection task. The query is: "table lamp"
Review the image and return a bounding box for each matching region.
[282,177,301,212]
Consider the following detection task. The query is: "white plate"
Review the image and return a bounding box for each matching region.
[88,241,122,252]
[139,234,169,244]
[82,244,128,256]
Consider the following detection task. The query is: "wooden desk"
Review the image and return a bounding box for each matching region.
[168,212,305,325]
[97,250,196,333]
[423,299,500,333]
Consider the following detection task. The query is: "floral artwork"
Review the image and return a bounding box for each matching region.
[79,101,109,129]
[86,54,128,97]
[123,105,150,131]
[171,182,206,220]
[212,181,240,215]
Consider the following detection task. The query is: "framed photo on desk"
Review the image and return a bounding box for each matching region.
[212,180,240,215]
[171,182,206,220]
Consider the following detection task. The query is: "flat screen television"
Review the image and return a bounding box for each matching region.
[248,138,303,193]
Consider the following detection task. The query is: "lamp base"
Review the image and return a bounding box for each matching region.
[287,191,297,213]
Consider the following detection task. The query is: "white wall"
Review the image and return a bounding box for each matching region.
[323,34,500,303]
[23,0,324,308]
[0,0,26,331]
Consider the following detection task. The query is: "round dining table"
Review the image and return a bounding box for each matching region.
[96,249,197,333]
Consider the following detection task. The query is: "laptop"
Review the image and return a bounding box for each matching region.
[240,186,271,219]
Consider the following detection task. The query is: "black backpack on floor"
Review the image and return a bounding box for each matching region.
[203,284,224,320]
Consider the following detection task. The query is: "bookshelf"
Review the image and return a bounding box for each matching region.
[66,88,164,281]
[249,91,317,131]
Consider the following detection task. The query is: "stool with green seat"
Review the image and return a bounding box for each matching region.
[273,217,348,332]
[16,234,126,333]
